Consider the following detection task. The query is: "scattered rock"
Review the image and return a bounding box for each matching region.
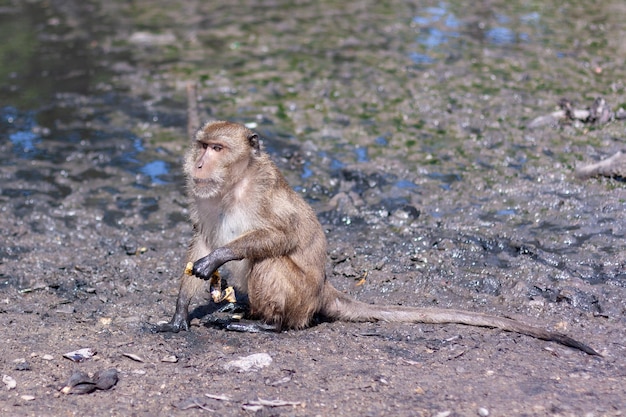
[223,353,273,372]
[55,304,75,314]
[61,371,97,395]
[94,369,119,390]
[2,375,16,390]
[14,361,31,371]
[61,369,118,395]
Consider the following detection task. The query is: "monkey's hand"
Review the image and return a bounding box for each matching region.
[192,247,240,280]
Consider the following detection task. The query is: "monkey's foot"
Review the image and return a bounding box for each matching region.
[225,321,280,333]
[153,315,190,333]
[153,323,182,333]
[204,316,278,333]
[216,301,247,314]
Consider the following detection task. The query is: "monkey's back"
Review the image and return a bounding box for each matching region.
[238,154,328,328]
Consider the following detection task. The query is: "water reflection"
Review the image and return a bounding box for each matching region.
[426,171,462,190]
[486,27,516,44]
[354,146,369,162]
[409,2,538,64]
[5,108,42,156]
[139,160,169,185]
[410,3,460,64]
[414,4,460,49]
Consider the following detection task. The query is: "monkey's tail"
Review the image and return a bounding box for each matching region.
[319,284,600,356]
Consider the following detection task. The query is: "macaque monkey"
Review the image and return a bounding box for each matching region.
[155,116,599,356]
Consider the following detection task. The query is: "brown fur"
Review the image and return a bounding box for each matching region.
[158,119,599,356]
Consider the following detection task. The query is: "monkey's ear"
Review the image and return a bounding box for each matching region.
[248,133,260,155]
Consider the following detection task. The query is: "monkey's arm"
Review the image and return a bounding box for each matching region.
[192,247,241,280]
[192,225,297,280]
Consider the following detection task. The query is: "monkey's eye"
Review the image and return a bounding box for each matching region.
[211,144,223,152]
[200,142,208,149]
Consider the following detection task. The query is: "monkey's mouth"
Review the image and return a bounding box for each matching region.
[192,177,215,185]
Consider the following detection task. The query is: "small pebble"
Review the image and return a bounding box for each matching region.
[61,372,96,395]
[94,368,118,390]
[55,304,75,314]
[2,375,16,390]
[478,407,489,416]
[15,362,31,371]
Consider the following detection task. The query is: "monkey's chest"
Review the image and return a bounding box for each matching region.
[196,198,252,247]
[212,209,253,247]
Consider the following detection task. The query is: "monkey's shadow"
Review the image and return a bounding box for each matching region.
[189,294,254,331]
[189,295,331,332]
[189,294,248,319]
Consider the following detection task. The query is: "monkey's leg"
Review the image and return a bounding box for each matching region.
[245,258,318,331]
[154,273,204,333]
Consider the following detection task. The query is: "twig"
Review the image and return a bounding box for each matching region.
[576,150,626,179]
[187,81,200,141]
[205,393,233,401]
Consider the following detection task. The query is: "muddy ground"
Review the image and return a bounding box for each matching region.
[1,0,626,416]
[2,171,624,417]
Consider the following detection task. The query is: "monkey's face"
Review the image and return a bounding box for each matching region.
[185,121,258,199]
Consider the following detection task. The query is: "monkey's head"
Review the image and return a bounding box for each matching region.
[185,121,261,199]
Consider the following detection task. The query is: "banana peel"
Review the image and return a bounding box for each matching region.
[184,262,237,303]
